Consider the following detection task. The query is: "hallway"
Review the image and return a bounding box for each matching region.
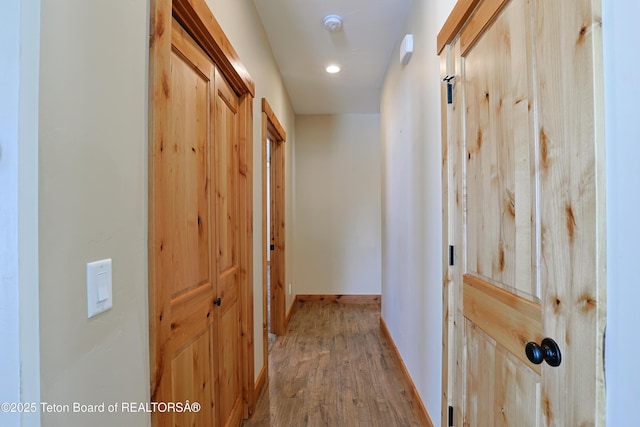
[244,302,428,426]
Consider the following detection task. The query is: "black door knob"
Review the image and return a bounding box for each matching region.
[525,338,562,367]
[214,297,222,306]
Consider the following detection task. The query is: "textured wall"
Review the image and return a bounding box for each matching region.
[294,114,382,296]
[38,0,150,425]
[380,0,456,425]
[604,1,640,424]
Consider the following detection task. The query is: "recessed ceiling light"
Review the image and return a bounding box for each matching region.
[326,64,341,74]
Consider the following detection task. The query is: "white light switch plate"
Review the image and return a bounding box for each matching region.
[87,259,113,318]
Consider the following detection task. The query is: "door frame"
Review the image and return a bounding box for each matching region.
[148,0,257,419]
[438,0,606,425]
[261,98,287,348]
[440,39,460,427]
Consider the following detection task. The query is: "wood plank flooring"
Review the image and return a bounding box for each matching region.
[243,301,429,426]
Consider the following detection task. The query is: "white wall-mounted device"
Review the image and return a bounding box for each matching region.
[400,34,413,65]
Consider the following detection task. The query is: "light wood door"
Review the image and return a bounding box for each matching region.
[261,99,287,374]
[213,65,244,427]
[440,0,605,426]
[269,134,286,336]
[149,20,244,427]
[150,22,217,427]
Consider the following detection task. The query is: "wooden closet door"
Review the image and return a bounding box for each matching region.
[150,0,257,423]
[151,20,246,427]
[151,21,217,427]
[213,66,244,427]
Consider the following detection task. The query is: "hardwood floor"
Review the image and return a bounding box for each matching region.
[244,301,430,426]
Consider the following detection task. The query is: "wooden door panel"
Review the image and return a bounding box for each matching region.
[171,331,215,426]
[214,67,243,427]
[215,72,239,274]
[440,0,605,424]
[169,284,215,353]
[152,22,218,427]
[465,322,540,427]
[461,0,542,424]
[270,137,287,335]
[463,275,541,372]
[464,0,535,299]
[534,1,605,423]
[166,47,211,298]
[218,292,242,423]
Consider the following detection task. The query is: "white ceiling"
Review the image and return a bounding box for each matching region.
[252,0,413,114]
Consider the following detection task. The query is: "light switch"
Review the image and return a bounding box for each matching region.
[96,271,109,302]
[87,259,113,318]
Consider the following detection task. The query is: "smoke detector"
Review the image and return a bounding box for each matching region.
[323,15,343,32]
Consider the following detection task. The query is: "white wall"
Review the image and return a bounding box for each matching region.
[1,1,41,426]
[204,0,296,379]
[0,2,22,425]
[380,0,456,425]
[603,1,640,425]
[38,0,150,425]
[18,1,42,425]
[294,115,382,296]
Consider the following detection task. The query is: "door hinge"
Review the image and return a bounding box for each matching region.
[448,405,454,427]
[449,245,455,266]
[442,75,456,104]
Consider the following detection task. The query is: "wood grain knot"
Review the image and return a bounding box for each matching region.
[161,72,170,98]
[579,294,597,312]
[504,190,515,217]
[150,11,165,46]
[565,204,577,241]
[577,24,588,45]
[502,28,511,47]
[543,397,553,420]
[155,11,166,38]
[540,128,550,169]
